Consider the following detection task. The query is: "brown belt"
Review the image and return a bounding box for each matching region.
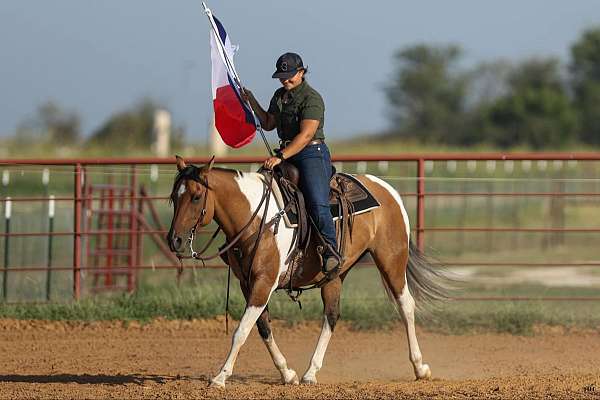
[280,138,324,147]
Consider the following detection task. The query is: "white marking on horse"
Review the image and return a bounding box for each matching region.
[210,305,265,387]
[234,173,295,277]
[365,175,410,238]
[302,316,333,384]
[398,276,430,379]
[208,173,298,387]
[177,183,186,198]
[264,333,299,384]
[365,174,431,380]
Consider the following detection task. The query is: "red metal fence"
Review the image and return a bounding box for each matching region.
[1,153,600,301]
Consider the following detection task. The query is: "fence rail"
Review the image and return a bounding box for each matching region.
[1,152,599,302]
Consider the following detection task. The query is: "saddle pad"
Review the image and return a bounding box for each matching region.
[329,173,381,219]
[268,173,380,229]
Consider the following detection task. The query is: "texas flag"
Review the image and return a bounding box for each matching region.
[208,13,256,148]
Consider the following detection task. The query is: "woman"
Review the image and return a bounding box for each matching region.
[242,52,339,276]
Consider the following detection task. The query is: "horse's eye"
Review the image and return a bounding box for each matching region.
[192,195,201,203]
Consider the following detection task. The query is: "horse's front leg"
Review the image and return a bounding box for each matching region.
[210,277,276,388]
[256,307,299,384]
[301,277,342,384]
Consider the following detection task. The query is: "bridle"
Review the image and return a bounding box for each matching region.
[186,179,212,259]
[175,170,276,265]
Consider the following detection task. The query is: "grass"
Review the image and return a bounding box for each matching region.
[1,267,599,335]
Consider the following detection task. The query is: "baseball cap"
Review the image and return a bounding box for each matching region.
[272,52,305,79]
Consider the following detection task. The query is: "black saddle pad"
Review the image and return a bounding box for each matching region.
[281,173,380,226]
[329,173,380,219]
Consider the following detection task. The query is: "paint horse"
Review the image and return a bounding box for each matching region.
[167,156,447,387]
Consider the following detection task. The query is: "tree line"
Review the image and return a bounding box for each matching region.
[14,98,183,150]
[384,26,600,148]
[13,26,600,151]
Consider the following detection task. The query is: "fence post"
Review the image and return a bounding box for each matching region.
[3,197,11,301]
[416,159,425,252]
[73,164,82,300]
[136,186,145,288]
[128,165,137,292]
[150,164,159,196]
[46,195,55,301]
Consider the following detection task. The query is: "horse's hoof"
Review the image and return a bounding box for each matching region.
[301,375,317,385]
[282,369,299,385]
[415,364,432,380]
[209,377,226,388]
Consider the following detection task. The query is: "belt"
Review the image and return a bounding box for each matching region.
[280,138,324,147]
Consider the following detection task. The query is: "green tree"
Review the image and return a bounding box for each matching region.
[458,61,513,145]
[570,26,600,144]
[38,101,81,145]
[14,100,81,145]
[482,59,576,149]
[384,44,467,143]
[89,99,159,148]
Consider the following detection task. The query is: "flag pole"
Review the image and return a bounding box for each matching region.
[202,2,273,156]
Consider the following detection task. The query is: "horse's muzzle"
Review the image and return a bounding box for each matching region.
[168,231,184,253]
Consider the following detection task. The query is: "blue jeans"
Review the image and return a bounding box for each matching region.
[288,143,338,256]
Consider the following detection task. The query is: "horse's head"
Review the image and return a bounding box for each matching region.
[167,155,216,254]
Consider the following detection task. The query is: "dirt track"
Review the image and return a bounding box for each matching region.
[0,318,598,399]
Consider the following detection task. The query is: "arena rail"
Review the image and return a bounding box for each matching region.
[0,152,599,301]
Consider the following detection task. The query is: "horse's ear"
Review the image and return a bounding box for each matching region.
[206,156,215,171]
[175,155,186,171]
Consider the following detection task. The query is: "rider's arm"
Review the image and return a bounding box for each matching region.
[242,89,276,131]
[279,119,320,159]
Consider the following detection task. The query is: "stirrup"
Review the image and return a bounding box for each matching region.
[323,265,340,281]
[322,257,340,279]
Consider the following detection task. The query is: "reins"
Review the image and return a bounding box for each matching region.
[177,170,278,333]
[174,166,350,326]
[177,174,271,264]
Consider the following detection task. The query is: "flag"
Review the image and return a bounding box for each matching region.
[208,13,256,148]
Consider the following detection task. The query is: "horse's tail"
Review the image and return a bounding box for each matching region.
[380,240,452,313]
[405,240,452,310]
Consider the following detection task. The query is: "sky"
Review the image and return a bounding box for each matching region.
[1,0,599,144]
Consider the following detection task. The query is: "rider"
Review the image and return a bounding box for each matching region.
[243,52,340,276]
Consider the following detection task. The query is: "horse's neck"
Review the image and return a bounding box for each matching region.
[211,170,267,240]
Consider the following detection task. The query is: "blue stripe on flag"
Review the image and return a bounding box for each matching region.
[213,16,227,44]
[227,75,255,125]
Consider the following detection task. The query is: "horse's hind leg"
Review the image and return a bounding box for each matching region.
[301,277,342,384]
[371,249,431,380]
[256,307,299,384]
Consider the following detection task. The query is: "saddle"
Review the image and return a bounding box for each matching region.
[270,162,380,228]
[262,162,379,274]
[216,163,381,295]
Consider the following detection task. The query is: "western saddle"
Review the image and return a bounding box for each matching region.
[266,162,378,283]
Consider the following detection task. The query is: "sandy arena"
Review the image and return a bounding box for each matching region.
[0,318,598,399]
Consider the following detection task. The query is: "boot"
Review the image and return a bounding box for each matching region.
[322,256,340,279]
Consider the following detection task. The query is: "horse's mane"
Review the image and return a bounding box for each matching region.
[169,165,241,205]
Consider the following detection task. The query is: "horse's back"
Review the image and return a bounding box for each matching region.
[355,174,411,242]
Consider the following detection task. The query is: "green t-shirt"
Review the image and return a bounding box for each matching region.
[267,80,325,141]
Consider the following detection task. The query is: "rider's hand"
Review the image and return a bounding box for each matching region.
[264,156,282,170]
[241,88,253,103]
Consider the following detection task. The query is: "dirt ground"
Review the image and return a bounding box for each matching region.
[0,318,598,399]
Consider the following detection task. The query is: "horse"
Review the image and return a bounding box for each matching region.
[167,155,448,387]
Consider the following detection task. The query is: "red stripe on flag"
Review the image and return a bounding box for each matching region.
[213,86,256,148]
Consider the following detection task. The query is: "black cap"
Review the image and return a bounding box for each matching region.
[272,52,305,79]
